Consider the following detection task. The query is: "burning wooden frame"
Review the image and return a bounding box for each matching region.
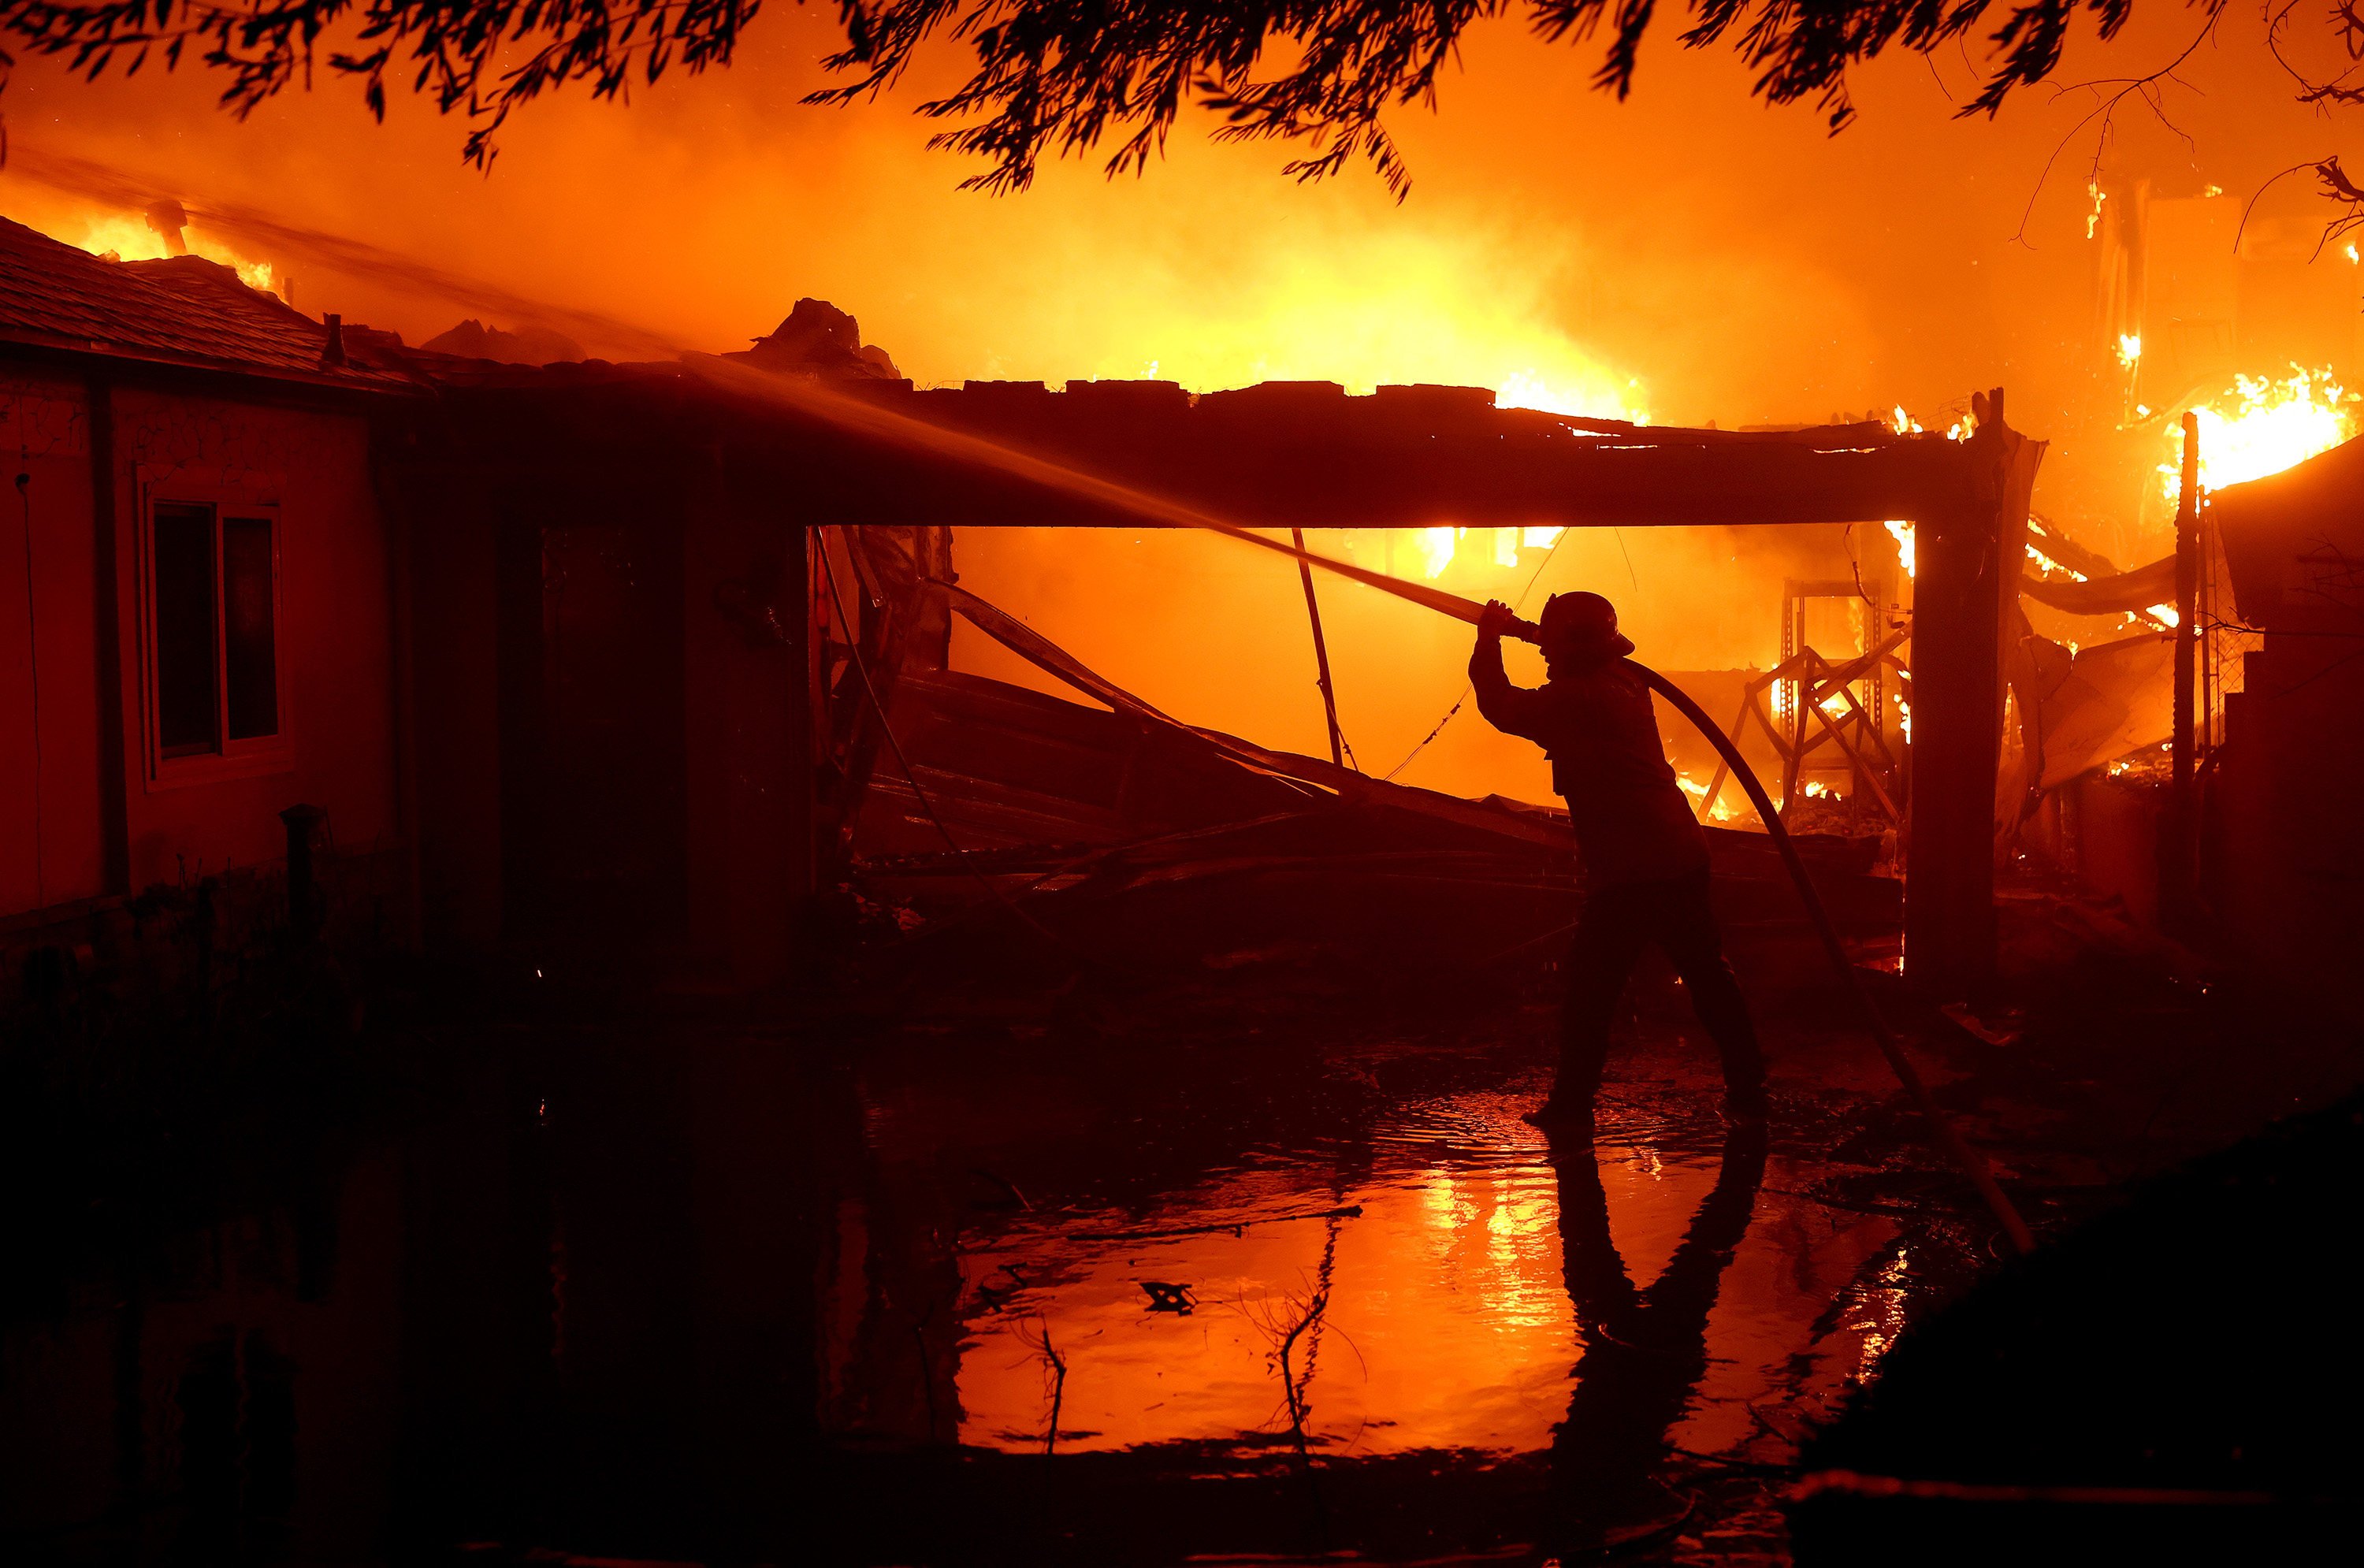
[784,376,2042,994]
[390,366,2042,995]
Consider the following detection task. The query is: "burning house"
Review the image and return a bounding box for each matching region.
[0,176,2048,1002]
[6,184,2343,1010]
[0,217,416,945]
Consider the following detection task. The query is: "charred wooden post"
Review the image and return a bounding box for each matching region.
[2164,411,2202,933]
[1903,498,2001,996]
[1901,391,2040,998]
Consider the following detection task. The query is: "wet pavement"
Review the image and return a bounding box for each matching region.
[813,1000,1972,1566]
[14,864,2362,1565]
[0,979,2076,1565]
[948,1093,1896,1467]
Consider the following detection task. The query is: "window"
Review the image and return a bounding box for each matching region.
[147,500,281,769]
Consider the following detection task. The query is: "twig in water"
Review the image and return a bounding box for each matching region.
[1016,1317,1068,1455]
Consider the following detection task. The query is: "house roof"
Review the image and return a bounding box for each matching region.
[2212,431,2364,627]
[0,215,416,392]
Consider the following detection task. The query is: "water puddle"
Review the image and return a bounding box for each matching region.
[949,1090,1901,1466]
[4,1021,1935,1562]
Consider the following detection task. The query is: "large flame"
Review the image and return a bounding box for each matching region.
[2162,368,2358,506]
[65,207,281,295]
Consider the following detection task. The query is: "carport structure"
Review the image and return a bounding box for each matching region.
[393,365,2040,997]
[788,375,2043,998]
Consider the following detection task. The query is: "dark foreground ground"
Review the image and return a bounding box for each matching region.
[4,888,2360,1565]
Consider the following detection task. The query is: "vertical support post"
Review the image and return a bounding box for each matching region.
[1292,526,1346,767]
[1904,503,2000,998]
[1904,391,2034,998]
[2165,411,2202,931]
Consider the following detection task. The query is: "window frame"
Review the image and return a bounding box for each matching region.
[136,481,292,790]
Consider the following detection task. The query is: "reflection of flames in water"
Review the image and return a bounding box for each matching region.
[2161,367,2357,505]
[1852,1247,1913,1381]
[69,208,280,295]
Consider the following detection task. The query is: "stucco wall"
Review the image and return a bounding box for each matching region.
[2,363,401,921]
[108,385,400,895]
[0,369,105,916]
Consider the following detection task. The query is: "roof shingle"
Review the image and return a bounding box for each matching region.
[0,215,414,392]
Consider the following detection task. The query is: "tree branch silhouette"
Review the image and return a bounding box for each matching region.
[0,0,2351,196]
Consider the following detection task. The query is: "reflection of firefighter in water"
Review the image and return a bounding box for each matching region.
[1548,1125,1767,1553]
[1470,593,1768,1132]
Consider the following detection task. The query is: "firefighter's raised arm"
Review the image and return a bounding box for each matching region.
[1470,600,1545,738]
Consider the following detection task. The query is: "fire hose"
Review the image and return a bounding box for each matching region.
[678,359,2035,1254]
[1207,526,2037,1255]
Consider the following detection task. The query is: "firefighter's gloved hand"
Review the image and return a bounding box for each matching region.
[1477,600,1518,640]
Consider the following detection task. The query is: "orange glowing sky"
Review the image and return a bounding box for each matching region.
[6,9,2362,790]
[8,7,2358,430]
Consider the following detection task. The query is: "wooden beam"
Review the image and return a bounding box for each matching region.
[1902,398,2042,997]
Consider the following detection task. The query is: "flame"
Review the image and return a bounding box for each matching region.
[1677,772,1739,823]
[2162,368,2358,505]
[68,209,280,295]
[2116,333,2142,370]
[1872,413,1971,585]
[2025,542,2087,581]
[1414,526,1459,578]
[1895,694,1912,741]
[2147,603,2179,627]
[1390,519,1562,581]
[1496,370,1647,425]
[1376,370,1637,582]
